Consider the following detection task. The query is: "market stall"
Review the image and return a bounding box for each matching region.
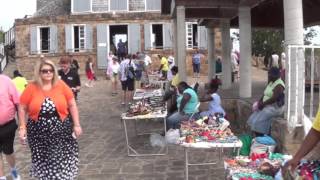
[133,88,163,100]
[178,115,243,180]
[224,153,292,180]
[121,97,167,157]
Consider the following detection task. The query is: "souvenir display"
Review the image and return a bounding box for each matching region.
[125,97,166,117]
[294,160,320,179]
[224,153,292,180]
[133,88,163,99]
[179,115,239,144]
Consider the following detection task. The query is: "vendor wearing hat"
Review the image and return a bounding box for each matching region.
[247,67,285,137]
[58,56,81,100]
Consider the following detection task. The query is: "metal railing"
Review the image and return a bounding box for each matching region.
[286,45,320,131]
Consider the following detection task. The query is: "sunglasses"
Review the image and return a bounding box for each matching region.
[40,69,54,74]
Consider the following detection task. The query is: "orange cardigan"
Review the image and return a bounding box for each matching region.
[20,80,74,121]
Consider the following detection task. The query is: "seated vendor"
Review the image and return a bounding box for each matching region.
[166,81,199,130]
[247,67,285,136]
[199,79,225,117]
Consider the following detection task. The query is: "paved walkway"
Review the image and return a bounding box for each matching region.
[3,67,268,180]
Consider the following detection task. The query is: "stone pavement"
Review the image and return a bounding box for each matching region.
[3,78,230,180]
[3,67,268,180]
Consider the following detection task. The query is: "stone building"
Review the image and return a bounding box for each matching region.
[15,0,218,78]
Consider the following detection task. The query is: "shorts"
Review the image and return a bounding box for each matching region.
[0,120,18,155]
[86,70,94,80]
[193,63,200,73]
[121,79,135,91]
[111,73,118,82]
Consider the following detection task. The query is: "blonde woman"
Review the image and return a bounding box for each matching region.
[18,59,82,180]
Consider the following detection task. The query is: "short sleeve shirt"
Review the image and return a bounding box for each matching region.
[12,76,28,94]
[208,93,225,116]
[313,107,320,132]
[20,80,74,121]
[161,57,169,71]
[263,78,285,102]
[192,54,201,64]
[177,88,199,114]
[58,69,81,88]
[0,75,20,125]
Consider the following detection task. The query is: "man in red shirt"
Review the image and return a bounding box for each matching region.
[0,74,21,180]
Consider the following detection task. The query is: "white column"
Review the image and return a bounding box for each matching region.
[176,6,187,82]
[283,0,304,127]
[239,6,252,98]
[221,20,232,89]
[207,27,215,81]
[173,18,178,65]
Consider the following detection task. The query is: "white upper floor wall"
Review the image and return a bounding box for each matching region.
[72,0,161,14]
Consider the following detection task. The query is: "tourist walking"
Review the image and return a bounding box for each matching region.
[117,39,127,60]
[85,57,94,87]
[18,59,82,180]
[192,50,202,78]
[0,74,21,180]
[58,57,81,100]
[119,55,136,105]
[108,56,120,95]
[12,70,28,94]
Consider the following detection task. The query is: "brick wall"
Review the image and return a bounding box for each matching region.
[15,13,223,80]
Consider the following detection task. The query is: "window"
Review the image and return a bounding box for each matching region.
[151,24,163,49]
[73,25,85,52]
[186,22,198,49]
[92,0,109,12]
[39,27,50,53]
[129,0,144,11]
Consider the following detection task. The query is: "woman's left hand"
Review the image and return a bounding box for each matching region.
[258,101,264,110]
[73,125,83,138]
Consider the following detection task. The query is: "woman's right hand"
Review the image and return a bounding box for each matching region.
[19,128,27,145]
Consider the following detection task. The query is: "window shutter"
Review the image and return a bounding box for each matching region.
[118,0,127,10]
[65,24,73,52]
[85,25,93,51]
[49,25,58,53]
[146,0,161,11]
[30,26,38,54]
[73,0,91,13]
[144,23,151,50]
[163,23,173,49]
[198,26,208,50]
[97,24,109,69]
[128,24,141,54]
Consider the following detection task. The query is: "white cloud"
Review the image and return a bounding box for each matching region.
[0,0,36,31]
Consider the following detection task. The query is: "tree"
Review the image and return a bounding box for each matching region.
[0,30,4,43]
[304,27,318,45]
[251,29,284,57]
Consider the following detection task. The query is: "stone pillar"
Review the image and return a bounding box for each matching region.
[173,18,178,65]
[176,6,187,82]
[221,20,232,89]
[283,0,304,129]
[239,6,252,98]
[207,27,215,81]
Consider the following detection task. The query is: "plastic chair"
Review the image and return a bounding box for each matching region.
[189,102,200,120]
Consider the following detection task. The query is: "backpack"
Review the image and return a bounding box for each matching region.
[126,59,135,80]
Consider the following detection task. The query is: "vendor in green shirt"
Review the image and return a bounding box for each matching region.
[247,67,285,136]
[166,81,199,130]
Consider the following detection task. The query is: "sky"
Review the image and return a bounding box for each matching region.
[0,0,36,31]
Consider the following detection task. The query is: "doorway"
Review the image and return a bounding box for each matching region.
[109,25,128,56]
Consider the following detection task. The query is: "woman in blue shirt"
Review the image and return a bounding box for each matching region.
[166,82,199,130]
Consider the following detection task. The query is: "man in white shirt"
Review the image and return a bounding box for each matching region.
[144,54,152,67]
